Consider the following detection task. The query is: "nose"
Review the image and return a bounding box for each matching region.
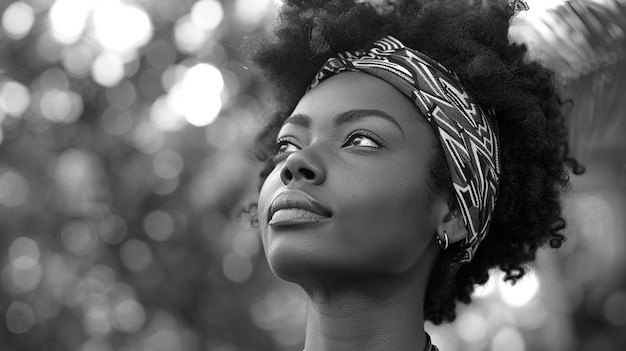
[280,148,326,185]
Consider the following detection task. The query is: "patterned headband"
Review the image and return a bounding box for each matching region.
[309,35,501,263]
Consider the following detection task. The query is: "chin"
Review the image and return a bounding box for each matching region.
[265,243,321,282]
[267,249,397,289]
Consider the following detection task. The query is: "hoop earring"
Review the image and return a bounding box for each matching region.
[437,231,449,250]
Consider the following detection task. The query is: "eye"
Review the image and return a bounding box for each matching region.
[272,138,299,165]
[274,136,300,162]
[343,132,383,149]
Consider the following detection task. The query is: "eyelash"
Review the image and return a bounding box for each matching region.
[273,131,383,163]
[275,136,300,155]
[343,131,384,149]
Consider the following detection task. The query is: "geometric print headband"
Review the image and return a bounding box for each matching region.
[309,35,501,264]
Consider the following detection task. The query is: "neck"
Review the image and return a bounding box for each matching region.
[302,264,431,351]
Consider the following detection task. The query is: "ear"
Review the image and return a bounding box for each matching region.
[435,199,468,245]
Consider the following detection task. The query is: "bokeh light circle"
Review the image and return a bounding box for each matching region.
[39,67,70,90]
[92,2,152,54]
[5,301,35,334]
[455,311,488,343]
[60,221,99,256]
[499,271,540,308]
[119,239,153,272]
[143,210,175,241]
[112,299,146,333]
[491,327,526,351]
[603,291,626,325]
[91,53,125,87]
[62,44,96,78]
[48,0,92,44]
[191,0,224,31]
[83,303,112,337]
[98,214,128,245]
[234,0,277,26]
[40,89,84,123]
[131,122,165,153]
[0,81,31,117]
[149,96,186,132]
[99,106,134,136]
[232,231,260,258]
[174,15,206,53]
[153,149,184,179]
[0,170,29,208]
[222,252,253,283]
[167,63,224,127]
[8,262,43,293]
[2,2,35,40]
[144,328,183,351]
[81,337,114,351]
[9,237,40,269]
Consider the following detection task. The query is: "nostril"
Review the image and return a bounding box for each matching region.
[281,168,293,182]
[300,168,315,180]
[279,153,324,185]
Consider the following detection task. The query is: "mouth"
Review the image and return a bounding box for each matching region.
[268,189,332,226]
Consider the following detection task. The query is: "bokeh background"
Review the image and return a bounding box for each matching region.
[0,0,624,350]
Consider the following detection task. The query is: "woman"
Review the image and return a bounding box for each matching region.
[245,0,582,350]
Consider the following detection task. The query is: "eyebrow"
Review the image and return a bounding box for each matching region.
[283,109,405,135]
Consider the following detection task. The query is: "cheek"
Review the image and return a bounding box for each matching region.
[336,171,434,246]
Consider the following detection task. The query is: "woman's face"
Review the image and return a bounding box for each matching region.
[258,72,443,284]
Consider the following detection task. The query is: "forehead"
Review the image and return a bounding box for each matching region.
[290,72,431,132]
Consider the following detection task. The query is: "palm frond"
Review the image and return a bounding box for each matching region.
[512,0,626,161]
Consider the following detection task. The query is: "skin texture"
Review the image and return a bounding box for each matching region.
[257,72,467,350]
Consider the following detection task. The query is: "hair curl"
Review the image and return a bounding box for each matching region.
[244,0,583,324]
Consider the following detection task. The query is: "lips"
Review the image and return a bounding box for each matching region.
[268,189,332,226]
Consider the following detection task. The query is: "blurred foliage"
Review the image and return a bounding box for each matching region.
[512,0,626,162]
[0,1,624,351]
[0,1,305,350]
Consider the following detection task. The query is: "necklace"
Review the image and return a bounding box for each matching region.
[425,332,440,351]
[302,332,439,351]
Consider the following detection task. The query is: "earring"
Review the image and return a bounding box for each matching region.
[437,230,449,250]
